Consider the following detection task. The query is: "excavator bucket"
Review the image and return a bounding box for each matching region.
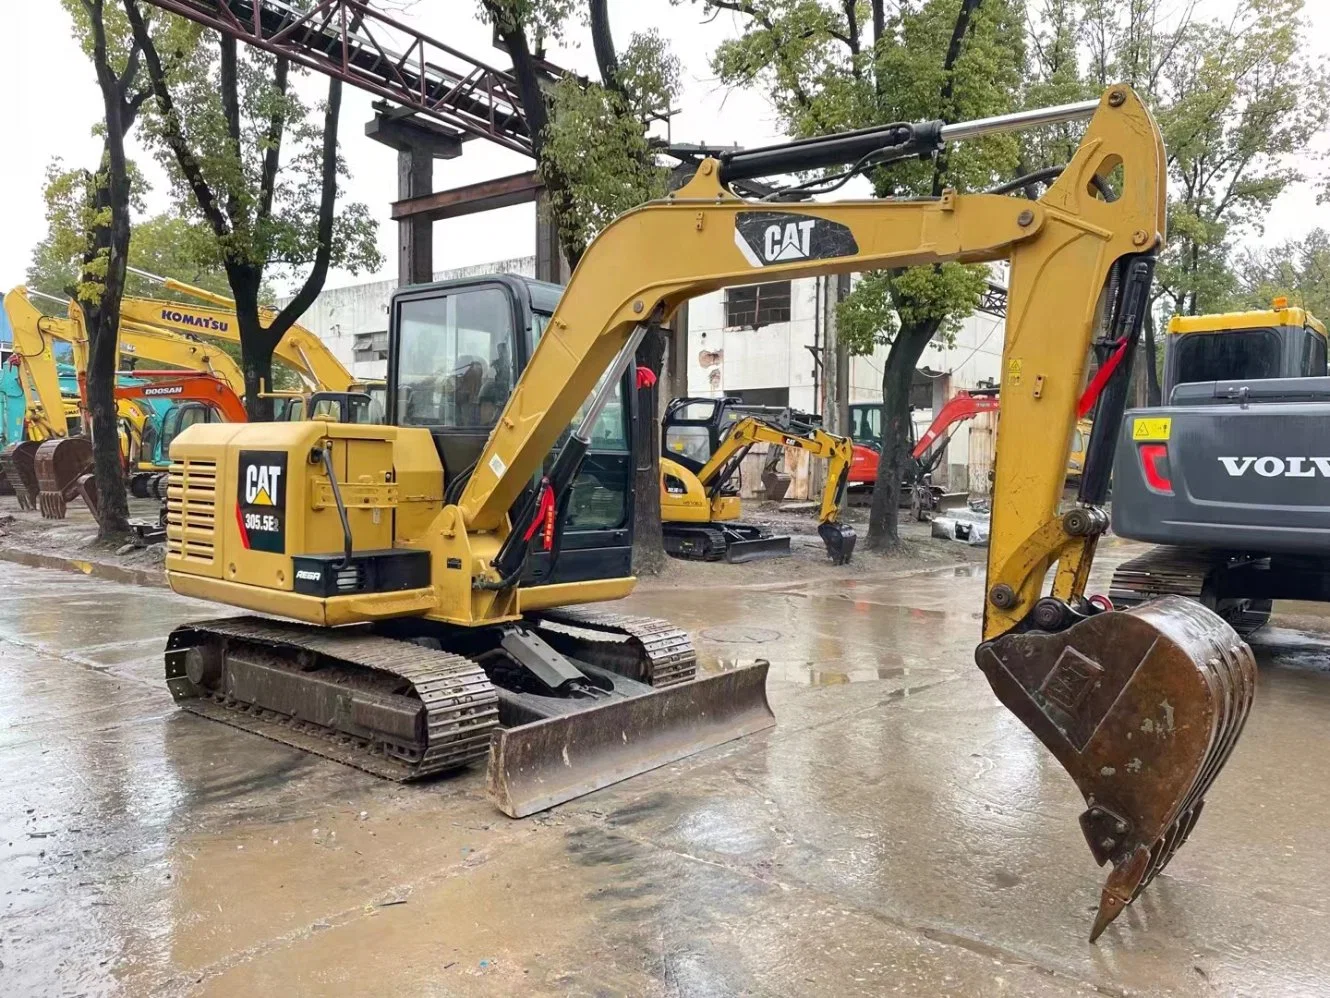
[487,661,775,817]
[1,441,41,510]
[976,595,1255,940]
[818,521,857,564]
[34,437,93,519]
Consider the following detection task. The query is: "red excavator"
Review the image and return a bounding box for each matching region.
[849,390,1001,514]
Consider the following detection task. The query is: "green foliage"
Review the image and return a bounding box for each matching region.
[28,165,233,312]
[1146,0,1330,315]
[477,0,577,40]
[541,30,682,251]
[1233,228,1330,321]
[137,32,382,281]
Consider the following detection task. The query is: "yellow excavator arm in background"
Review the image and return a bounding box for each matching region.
[692,417,853,529]
[120,270,363,393]
[3,289,72,441]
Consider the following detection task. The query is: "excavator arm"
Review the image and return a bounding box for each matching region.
[695,416,856,562]
[449,87,1253,939]
[2,290,72,441]
[120,271,361,393]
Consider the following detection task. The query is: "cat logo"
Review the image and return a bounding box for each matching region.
[236,451,288,553]
[244,463,282,506]
[733,211,859,269]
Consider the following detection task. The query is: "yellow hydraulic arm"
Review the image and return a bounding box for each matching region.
[693,417,853,529]
[25,293,248,398]
[122,269,361,392]
[444,87,1250,937]
[3,289,77,441]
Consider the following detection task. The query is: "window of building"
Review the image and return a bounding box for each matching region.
[353,331,389,364]
[725,281,791,328]
[909,370,936,410]
[726,387,790,408]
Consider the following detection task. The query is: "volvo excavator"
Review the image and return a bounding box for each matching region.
[660,396,855,563]
[1110,300,1330,634]
[160,88,1255,941]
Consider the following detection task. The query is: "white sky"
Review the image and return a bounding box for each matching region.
[2,0,1329,293]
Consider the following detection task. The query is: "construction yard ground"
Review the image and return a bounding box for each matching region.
[1,496,1328,997]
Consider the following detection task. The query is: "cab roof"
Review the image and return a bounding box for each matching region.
[1168,306,1326,338]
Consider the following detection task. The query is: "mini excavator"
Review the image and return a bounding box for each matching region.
[660,396,855,563]
[162,87,1255,941]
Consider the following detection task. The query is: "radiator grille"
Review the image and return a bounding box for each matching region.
[166,458,218,563]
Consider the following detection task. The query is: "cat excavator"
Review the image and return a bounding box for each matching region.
[660,396,856,563]
[160,87,1255,941]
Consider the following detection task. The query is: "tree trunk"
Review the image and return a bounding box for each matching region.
[230,266,277,421]
[866,321,936,550]
[632,325,667,575]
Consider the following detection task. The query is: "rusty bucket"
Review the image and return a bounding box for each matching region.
[976,595,1256,940]
[1,441,42,510]
[34,437,94,519]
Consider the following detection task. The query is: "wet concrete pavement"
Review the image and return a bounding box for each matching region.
[2,540,1329,996]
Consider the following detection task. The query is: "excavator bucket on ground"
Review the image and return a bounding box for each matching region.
[818,521,857,565]
[976,595,1256,940]
[1,441,41,510]
[34,437,93,519]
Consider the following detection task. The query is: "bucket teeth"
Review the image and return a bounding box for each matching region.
[976,595,1256,941]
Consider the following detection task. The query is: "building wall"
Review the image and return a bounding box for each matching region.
[279,256,537,381]
[687,274,1006,497]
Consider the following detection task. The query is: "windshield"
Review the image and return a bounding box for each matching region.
[396,287,516,430]
[1172,329,1281,385]
[849,404,882,445]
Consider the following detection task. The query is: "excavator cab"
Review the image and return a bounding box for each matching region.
[391,275,637,585]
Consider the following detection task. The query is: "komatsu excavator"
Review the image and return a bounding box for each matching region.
[161,87,1255,941]
[122,267,386,414]
[660,396,856,563]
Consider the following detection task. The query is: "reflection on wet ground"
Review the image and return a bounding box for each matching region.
[1,543,1329,996]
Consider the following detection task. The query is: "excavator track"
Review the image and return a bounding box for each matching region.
[1108,546,1272,635]
[165,616,499,780]
[531,608,698,687]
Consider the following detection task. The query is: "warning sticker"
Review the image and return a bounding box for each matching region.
[1132,417,1172,442]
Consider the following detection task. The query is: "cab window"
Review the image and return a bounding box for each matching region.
[850,404,882,445]
[1303,329,1327,377]
[396,288,516,430]
[1172,329,1281,384]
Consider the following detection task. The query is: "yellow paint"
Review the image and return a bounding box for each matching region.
[1132,417,1172,441]
[1168,307,1325,338]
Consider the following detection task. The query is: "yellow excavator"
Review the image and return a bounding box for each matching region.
[660,396,855,563]
[161,87,1255,941]
[0,288,246,511]
[121,267,385,416]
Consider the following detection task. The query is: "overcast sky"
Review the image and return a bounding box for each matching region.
[3,0,1329,294]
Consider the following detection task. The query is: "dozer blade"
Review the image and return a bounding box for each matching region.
[975,595,1255,941]
[34,437,92,519]
[724,534,791,563]
[487,661,775,817]
[818,522,857,564]
[1,441,41,510]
